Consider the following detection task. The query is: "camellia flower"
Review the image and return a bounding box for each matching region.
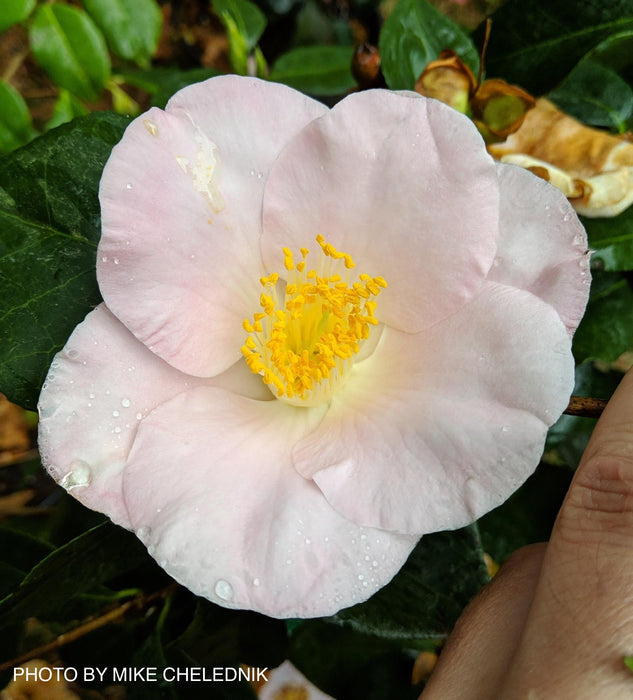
[38,75,590,618]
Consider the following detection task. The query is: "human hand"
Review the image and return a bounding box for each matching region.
[421,368,633,699]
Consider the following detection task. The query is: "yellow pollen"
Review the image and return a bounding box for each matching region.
[241,237,387,406]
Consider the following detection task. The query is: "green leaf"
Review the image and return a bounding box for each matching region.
[573,274,633,362]
[0,111,128,410]
[583,201,633,272]
[0,0,36,33]
[0,79,36,153]
[269,45,355,95]
[29,3,111,101]
[548,32,633,132]
[122,67,221,109]
[479,463,573,565]
[288,622,421,700]
[213,0,266,51]
[45,89,88,131]
[83,0,162,67]
[481,0,633,95]
[0,522,149,628]
[625,656,633,673]
[0,526,54,573]
[332,525,488,645]
[213,0,266,74]
[379,0,479,90]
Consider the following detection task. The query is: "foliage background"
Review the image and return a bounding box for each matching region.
[0,0,632,697]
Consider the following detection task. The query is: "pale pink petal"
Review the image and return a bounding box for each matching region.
[261,90,499,333]
[121,386,418,618]
[489,163,590,335]
[98,76,327,377]
[37,305,268,528]
[293,282,574,535]
[259,661,335,700]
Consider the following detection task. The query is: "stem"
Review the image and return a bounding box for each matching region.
[0,584,179,673]
[2,48,29,84]
[563,395,608,418]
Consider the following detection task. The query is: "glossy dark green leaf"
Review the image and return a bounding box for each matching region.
[0,522,148,628]
[482,0,633,94]
[0,111,129,410]
[83,0,162,67]
[289,621,421,700]
[0,525,54,573]
[379,0,479,90]
[478,463,572,565]
[0,79,36,153]
[0,0,36,33]
[548,32,633,131]
[122,67,221,109]
[583,205,633,272]
[269,45,355,95]
[332,525,488,645]
[29,3,111,101]
[170,599,288,669]
[573,274,633,362]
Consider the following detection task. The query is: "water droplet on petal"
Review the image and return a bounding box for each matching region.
[136,412,143,420]
[114,426,121,434]
[136,526,150,540]
[253,578,261,587]
[60,460,92,490]
[121,398,131,408]
[113,258,120,265]
[112,410,119,417]
[126,183,133,190]
[101,255,108,263]
[214,579,233,601]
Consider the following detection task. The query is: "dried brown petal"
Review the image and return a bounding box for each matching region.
[414,50,475,113]
[470,78,535,138]
[489,99,633,216]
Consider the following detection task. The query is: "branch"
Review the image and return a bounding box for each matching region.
[564,395,608,419]
[0,583,179,673]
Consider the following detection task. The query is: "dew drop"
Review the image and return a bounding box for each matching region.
[112,410,120,417]
[358,574,364,581]
[372,560,378,567]
[214,579,233,601]
[113,257,120,265]
[256,171,263,179]
[286,559,292,565]
[501,425,509,433]
[101,255,108,263]
[136,526,150,539]
[114,426,121,434]
[253,578,261,587]
[126,183,133,190]
[136,412,143,420]
[121,398,131,408]
[305,538,311,545]
[249,169,255,176]
[60,460,92,490]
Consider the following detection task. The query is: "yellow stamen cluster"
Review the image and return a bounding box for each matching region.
[241,235,387,406]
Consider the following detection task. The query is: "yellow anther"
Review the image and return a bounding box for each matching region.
[242,236,387,405]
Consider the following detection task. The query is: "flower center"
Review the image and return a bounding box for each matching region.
[241,235,387,407]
